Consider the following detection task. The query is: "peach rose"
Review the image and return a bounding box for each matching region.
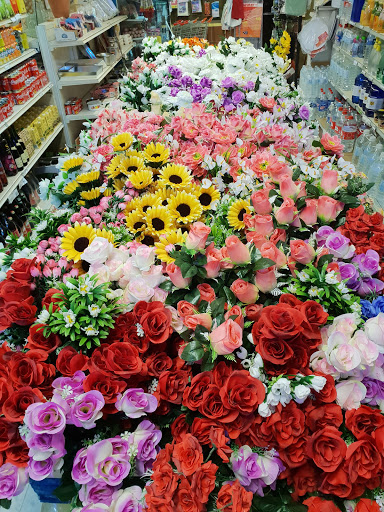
[260,241,286,268]
[245,231,267,250]
[210,319,243,355]
[279,175,300,200]
[230,279,259,304]
[184,313,213,331]
[251,189,272,215]
[197,283,216,303]
[274,198,296,225]
[255,266,277,293]
[259,97,276,111]
[224,305,244,328]
[186,222,211,250]
[205,243,222,278]
[302,147,322,161]
[254,215,274,237]
[270,228,286,244]
[177,301,198,318]
[290,239,316,265]
[321,169,339,195]
[317,196,344,223]
[166,263,191,288]
[300,198,318,226]
[225,236,250,264]
[219,247,234,270]
[321,133,344,156]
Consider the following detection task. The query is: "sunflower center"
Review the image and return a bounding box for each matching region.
[120,143,126,148]
[152,218,165,231]
[199,193,212,206]
[82,260,90,272]
[169,175,183,184]
[177,203,191,217]
[134,221,145,230]
[162,199,168,206]
[143,206,151,213]
[128,166,138,172]
[238,208,246,221]
[142,235,155,246]
[152,153,160,158]
[74,237,90,252]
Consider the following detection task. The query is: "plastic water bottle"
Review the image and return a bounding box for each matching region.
[335,24,344,47]
[358,36,366,58]
[352,130,370,165]
[352,73,365,103]
[368,152,384,202]
[359,135,379,173]
[364,34,376,64]
[351,38,359,57]
[342,115,358,152]
[367,145,384,183]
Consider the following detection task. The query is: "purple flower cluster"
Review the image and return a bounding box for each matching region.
[220,77,255,111]
[167,67,212,102]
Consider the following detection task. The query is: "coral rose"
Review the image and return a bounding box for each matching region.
[210,319,243,355]
[172,434,203,477]
[216,480,253,512]
[307,426,346,472]
[230,279,259,304]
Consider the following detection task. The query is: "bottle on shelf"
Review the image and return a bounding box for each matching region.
[371,0,383,30]
[352,130,371,165]
[366,84,384,116]
[342,114,358,152]
[370,152,384,202]
[361,0,375,26]
[352,72,365,103]
[368,40,382,75]
[0,160,8,188]
[7,126,28,167]
[352,0,366,22]
[0,137,18,177]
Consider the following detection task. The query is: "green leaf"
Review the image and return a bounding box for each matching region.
[317,254,333,269]
[253,257,275,271]
[305,184,320,198]
[184,288,200,305]
[211,297,226,318]
[183,265,198,279]
[159,280,174,291]
[0,499,11,509]
[181,340,205,362]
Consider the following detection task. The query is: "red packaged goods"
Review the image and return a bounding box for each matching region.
[0,76,11,93]
[13,86,30,105]
[9,71,25,92]
[64,101,72,115]
[28,59,39,77]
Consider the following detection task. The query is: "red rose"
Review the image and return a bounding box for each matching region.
[303,497,341,512]
[271,402,305,448]
[244,304,263,321]
[370,233,384,255]
[290,463,319,499]
[0,279,31,302]
[198,385,238,424]
[225,413,254,441]
[41,288,63,312]
[149,462,179,498]
[6,440,29,467]
[83,372,126,414]
[0,418,18,451]
[280,436,308,468]
[190,462,218,504]
[172,434,203,477]
[345,437,381,483]
[171,414,190,443]
[25,324,61,353]
[306,403,343,432]
[177,301,198,318]
[183,372,213,411]
[174,477,203,512]
[216,481,253,512]
[3,386,43,422]
[355,499,381,512]
[319,466,352,498]
[135,301,173,344]
[307,426,346,472]
[7,258,35,282]
[159,369,190,404]
[209,424,233,462]
[9,352,43,388]
[345,405,384,439]
[0,378,13,414]
[348,230,369,245]
[197,283,216,303]
[190,418,218,445]
[56,346,88,376]
[4,296,37,326]
[220,370,265,414]
[104,342,143,378]
[313,374,337,404]
[346,205,364,222]
[212,361,233,387]
[279,293,303,307]
[254,303,306,339]
[146,352,173,377]
[145,489,175,512]
[298,301,328,340]
[238,415,275,448]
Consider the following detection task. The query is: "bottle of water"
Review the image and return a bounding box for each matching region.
[358,134,379,172]
[352,130,370,165]
[342,115,358,152]
[352,73,365,103]
[367,145,384,182]
[358,36,366,58]
[368,152,384,203]
[364,34,376,65]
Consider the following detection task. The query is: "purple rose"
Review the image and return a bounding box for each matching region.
[79,480,119,507]
[72,447,93,485]
[362,377,384,406]
[110,437,130,456]
[299,105,310,120]
[27,432,66,461]
[24,402,67,435]
[353,249,380,276]
[0,464,28,499]
[170,87,179,97]
[85,440,131,486]
[28,457,54,481]
[221,77,235,89]
[325,232,355,259]
[244,80,255,91]
[181,75,193,88]
[200,77,212,88]
[52,371,86,404]
[232,90,245,105]
[224,102,235,112]
[168,66,182,79]
[316,226,335,246]
[116,388,157,419]
[111,486,143,512]
[357,277,384,297]
[338,263,358,282]
[231,445,262,489]
[70,391,104,430]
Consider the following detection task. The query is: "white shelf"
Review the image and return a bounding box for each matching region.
[349,20,384,42]
[0,49,37,76]
[123,16,147,22]
[335,47,384,90]
[66,108,100,121]
[58,42,134,86]
[0,13,28,28]
[0,83,53,135]
[50,15,128,48]
[0,122,63,208]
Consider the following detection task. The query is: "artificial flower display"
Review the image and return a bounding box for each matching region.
[1,36,384,512]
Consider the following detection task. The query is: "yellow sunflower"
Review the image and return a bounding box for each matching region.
[142,142,170,166]
[76,171,100,184]
[103,187,113,197]
[128,169,153,190]
[63,180,80,195]
[106,156,129,180]
[126,210,146,234]
[125,197,141,215]
[155,229,187,264]
[60,222,97,263]
[227,199,250,230]
[61,156,84,173]
[80,188,102,201]
[126,149,143,158]
[74,259,91,275]
[168,191,203,224]
[111,133,134,152]
[121,156,145,177]
[145,206,174,237]
[158,164,192,189]
[154,188,176,207]
[113,178,127,191]
[195,185,220,210]
[136,230,158,246]
[96,228,115,244]
[136,194,162,215]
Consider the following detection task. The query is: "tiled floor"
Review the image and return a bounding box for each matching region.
[0,485,41,511]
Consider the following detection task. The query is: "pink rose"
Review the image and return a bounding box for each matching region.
[290,240,316,264]
[251,190,272,215]
[317,196,344,223]
[300,198,318,226]
[259,97,277,111]
[185,222,211,250]
[260,242,286,268]
[210,319,243,355]
[230,279,259,304]
[254,215,274,237]
[219,248,234,270]
[321,133,344,156]
[224,305,244,328]
[183,313,213,331]
[302,147,322,161]
[166,263,191,288]
[274,198,296,225]
[279,175,300,200]
[225,236,250,264]
[321,169,339,194]
[270,229,286,244]
[205,243,222,278]
[336,380,366,410]
[255,266,277,293]
[246,231,267,250]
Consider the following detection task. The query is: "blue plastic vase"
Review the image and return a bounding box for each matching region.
[29,478,69,504]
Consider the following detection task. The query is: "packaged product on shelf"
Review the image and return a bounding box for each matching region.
[64,97,83,115]
[14,105,60,149]
[0,0,16,21]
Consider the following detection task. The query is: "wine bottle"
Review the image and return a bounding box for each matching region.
[8,127,28,166]
[0,161,8,187]
[4,133,23,171]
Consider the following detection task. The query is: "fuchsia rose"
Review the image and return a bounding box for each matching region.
[321,133,344,155]
[251,190,272,215]
[275,198,296,225]
[28,457,55,481]
[290,240,316,264]
[24,402,67,435]
[321,169,339,194]
[85,440,131,486]
[72,448,93,485]
[185,222,211,250]
[28,432,66,461]
[0,464,27,499]
[70,391,105,430]
[255,266,277,293]
[317,196,344,223]
[300,199,318,226]
[253,215,274,237]
[225,236,250,264]
[79,480,119,507]
[230,279,259,304]
[166,263,191,288]
[115,389,157,419]
[210,319,243,355]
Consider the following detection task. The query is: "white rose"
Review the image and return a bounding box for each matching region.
[123,278,155,304]
[294,384,311,404]
[133,246,155,271]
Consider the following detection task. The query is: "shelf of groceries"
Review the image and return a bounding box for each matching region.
[0,122,63,208]
[0,48,37,76]
[0,12,28,28]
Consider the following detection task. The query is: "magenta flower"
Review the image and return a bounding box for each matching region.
[0,464,28,499]
[24,402,67,435]
[28,457,54,481]
[85,440,131,486]
[70,391,105,430]
[115,389,158,419]
[27,432,66,461]
[79,479,120,507]
[72,448,93,485]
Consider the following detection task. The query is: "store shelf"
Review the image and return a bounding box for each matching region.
[65,108,100,121]
[123,16,147,22]
[0,83,53,135]
[349,20,384,42]
[0,13,28,28]
[335,47,384,90]
[0,122,63,208]
[0,49,37,76]
[50,15,128,48]
[58,42,134,86]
